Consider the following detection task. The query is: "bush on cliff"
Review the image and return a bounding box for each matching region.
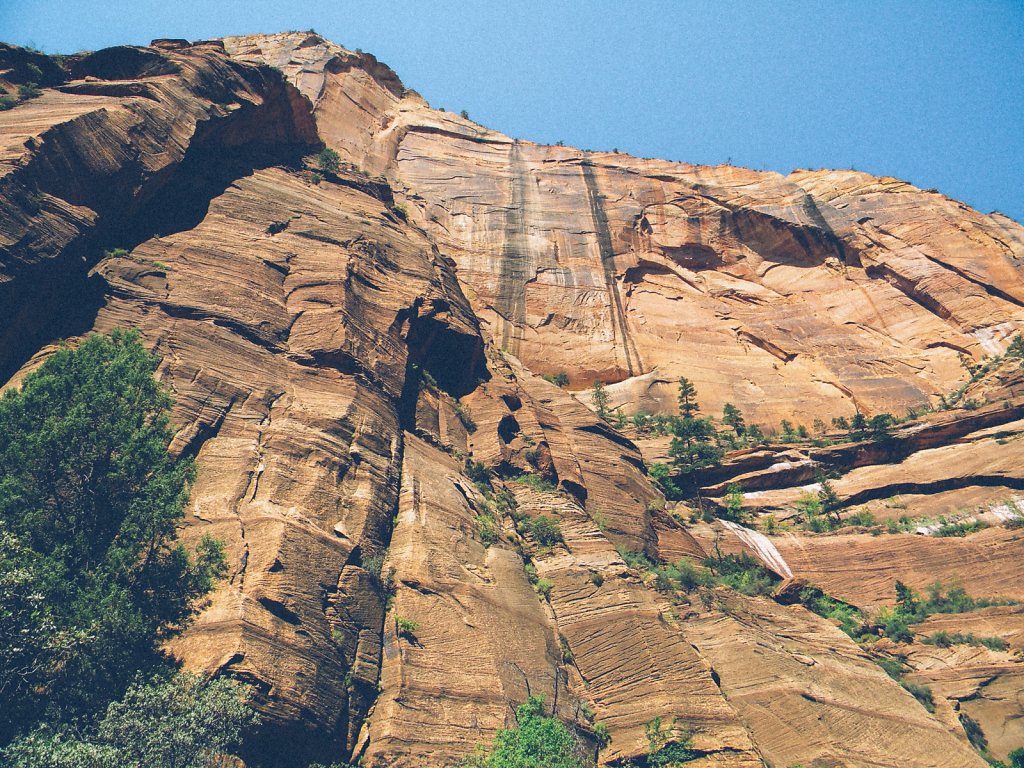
[0,330,226,745]
[457,695,586,768]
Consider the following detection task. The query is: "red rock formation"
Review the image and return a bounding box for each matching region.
[2,31,1023,768]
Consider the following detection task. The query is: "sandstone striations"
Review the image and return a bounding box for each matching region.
[2,30,1024,767]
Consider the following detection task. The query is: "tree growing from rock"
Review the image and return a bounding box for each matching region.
[590,380,609,420]
[668,379,724,505]
[722,403,745,435]
[677,377,699,418]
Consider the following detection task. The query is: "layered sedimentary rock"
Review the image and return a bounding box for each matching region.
[3,31,1024,768]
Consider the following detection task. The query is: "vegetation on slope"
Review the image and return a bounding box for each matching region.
[0,331,236,760]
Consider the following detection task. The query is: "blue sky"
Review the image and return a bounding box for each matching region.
[4,1,1022,222]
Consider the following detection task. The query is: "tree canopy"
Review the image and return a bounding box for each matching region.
[3,673,257,768]
[0,330,225,744]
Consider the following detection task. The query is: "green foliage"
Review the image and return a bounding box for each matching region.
[453,400,477,432]
[617,547,656,571]
[590,381,610,419]
[935,519,988,537]
[902,680,935,712]
[592,721,610,748]
[1009,747,1024,768]
[867,413,896,441]
[460,109,470,120]
[677,378,699,418]
[462,696,584,768]
[961,712,988,752]
[526,515,563,547]
[542,372,570,387]
[0,95,18,110]
[846,509,878,527]
[647,463,681,500]
[922,631,1008,651]
[316,147,340,175]
[17,82,42,100]
[513,473,557,493]
[494,488,518,517]
[864,581,1018,645]
[795,492,829,531]
[720,484,745,522]
[817,478,842,524]
[2,673,258,768]
[1007,335,1024,358]
[799,588,867,638]
[644,716,697,766]
[656,558,712,593]
[535,578,554,601]
[668,416,723,478]
[704,552,777,596]
[0,331,225,743]
[722,403,745,435]
[465,459,493,493]
[396,616,419,635]
[476,514,499,546]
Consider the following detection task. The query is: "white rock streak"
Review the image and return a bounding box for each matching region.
[721,520,793,578]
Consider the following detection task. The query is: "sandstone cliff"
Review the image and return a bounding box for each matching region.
[1,32,1022,767]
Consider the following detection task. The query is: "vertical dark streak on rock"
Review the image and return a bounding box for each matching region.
[581,160,640,377]
[497,143,532,354]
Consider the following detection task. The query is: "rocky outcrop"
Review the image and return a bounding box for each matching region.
[0,40,318,382]
[2,31,1024,768]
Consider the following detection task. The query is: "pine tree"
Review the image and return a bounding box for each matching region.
[677,377,699,418]
[590,381,609,420]
[722,403,745,435]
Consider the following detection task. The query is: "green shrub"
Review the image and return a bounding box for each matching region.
[922,631,1008,651]
[720,484,745,522]
[17,83,42,100]
[935,520,988,537]
[0,95,17,110]
[316,147,340,175]
[458,695,584,768]
[874,656,907,680]
[542,372,569,387]
[535,578,554,600]
[395,616,419,635]
[453,400,477,432]
[960,712,988,752]
[527,516,563,547]
[847,509,878,527]
[644,716,697,766]
[514,473,557,493]
[800,589,867,639]
[902,681,935,712]
[464,459,492,492]
[704,552,777,597]
[476,514,499,546]
[618,547,655,571]
[523,563,539,585]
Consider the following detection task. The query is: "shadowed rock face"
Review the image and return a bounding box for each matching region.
[2,31,1022,768]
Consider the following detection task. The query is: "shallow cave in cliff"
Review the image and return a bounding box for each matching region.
[397,309,489,429]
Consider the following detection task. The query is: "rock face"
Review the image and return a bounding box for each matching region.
[2,31,1024,768]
